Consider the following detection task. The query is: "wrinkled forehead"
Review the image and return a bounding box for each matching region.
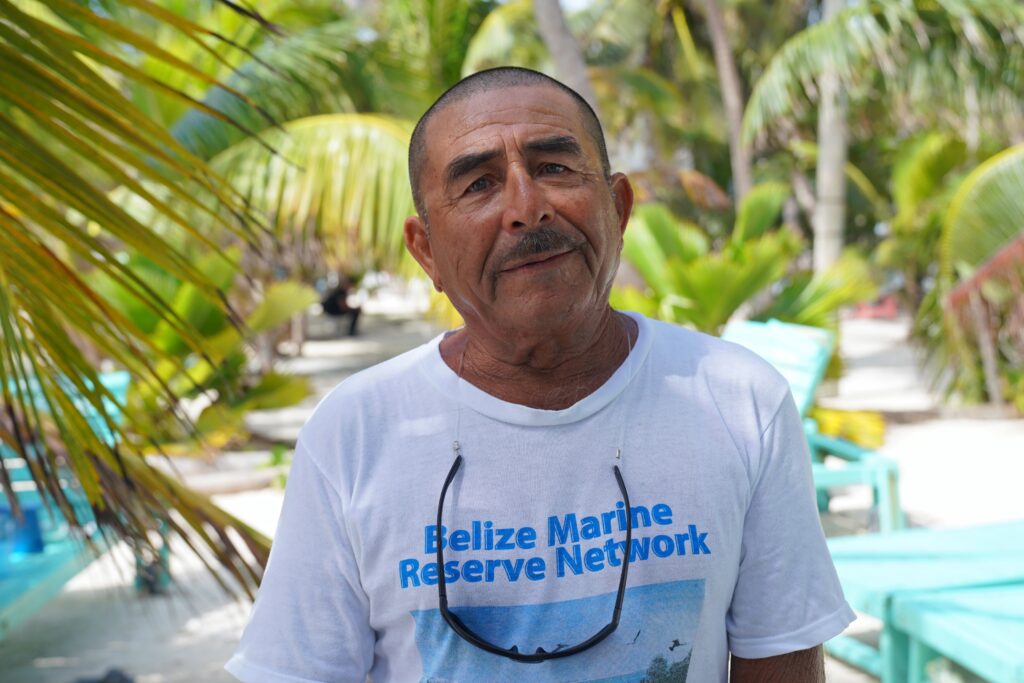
[421,85,595,176]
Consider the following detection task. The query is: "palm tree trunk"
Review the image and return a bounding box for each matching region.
[533,0,600,115]
[698,0,752,203]
[812,0,848,273]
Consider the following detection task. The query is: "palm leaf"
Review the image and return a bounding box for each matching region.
[733,182,790,242]
[462,0,548,75]
[913,143,1024,405]
[666,231,803,334]
[171,19,376,160]
[755,251,878,328]
[0,0,279,597]
[743,0,1024,145]
[940,143,1024,284]
[891,133,967,216]
[788,140,888,216]
[212,113,417,273]
[622,203,708,299]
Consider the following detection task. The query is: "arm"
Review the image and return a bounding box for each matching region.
[226,442,374,682]
[726,386,854,664]
[730,645,825,683]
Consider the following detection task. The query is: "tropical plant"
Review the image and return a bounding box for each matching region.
[0,0,281,594]
[874,132,968,306]
[916,144,1024,411]
[91,250,318,452]
[743,0,1024,145]
[612,192,803,335]
[742,0,1024,268]
[613,187,875,335]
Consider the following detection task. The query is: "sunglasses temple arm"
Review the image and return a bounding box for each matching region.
[612,464,631,625]
[436,454,464,607]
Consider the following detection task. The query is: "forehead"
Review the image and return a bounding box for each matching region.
[422,85,593,171]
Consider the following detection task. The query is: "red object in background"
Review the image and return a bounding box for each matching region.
[852,294,899,320]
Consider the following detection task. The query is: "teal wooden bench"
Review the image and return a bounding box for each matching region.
[0,370,129,640]
[721,319,904,532]
[893,583,1024,683]
[827,520,1024,681]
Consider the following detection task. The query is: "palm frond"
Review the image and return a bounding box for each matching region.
[171,19,375,160]
[0,0,278,596]
[743,0,1024,146]
[941,143,1024,283]
[734,181,790,242]
[913,143,1024,405]
[755,250,878,329]
[462,0,549,75]
[211,113,417,273]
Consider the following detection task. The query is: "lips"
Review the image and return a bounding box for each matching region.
[500,248,576,273]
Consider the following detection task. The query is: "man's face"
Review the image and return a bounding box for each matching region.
[404,85,633,339]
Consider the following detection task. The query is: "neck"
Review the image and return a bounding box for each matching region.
[440,309,637,410]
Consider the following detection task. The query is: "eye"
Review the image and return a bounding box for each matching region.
[466,177,490,193]
[541,163,567,174]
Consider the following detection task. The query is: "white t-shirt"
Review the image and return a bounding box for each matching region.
[227,312,854,683]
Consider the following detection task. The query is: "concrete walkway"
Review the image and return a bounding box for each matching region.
[1,312,1020,682]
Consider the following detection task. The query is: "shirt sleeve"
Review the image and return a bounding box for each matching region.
[226,441,374,682]
[726,390,855,659]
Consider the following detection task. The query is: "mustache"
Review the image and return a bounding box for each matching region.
[496,228,579,270]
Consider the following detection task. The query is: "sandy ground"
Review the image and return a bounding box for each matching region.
[2,311,1021,682]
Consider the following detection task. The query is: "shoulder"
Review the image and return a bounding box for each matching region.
[297,336,442,451]
[645,317,791,415]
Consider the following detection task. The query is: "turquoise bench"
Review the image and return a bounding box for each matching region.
[893,583,1024,682]
[827,520,1024,681]
[722,319,904,532]
[0,370,129,640]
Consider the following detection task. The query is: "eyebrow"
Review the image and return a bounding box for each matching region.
[524,135,583,157]
[444,150,499,191]
[443,136,585,191]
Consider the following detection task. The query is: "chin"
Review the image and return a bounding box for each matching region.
[500,296,598,334]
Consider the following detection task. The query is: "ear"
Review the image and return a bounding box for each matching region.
[404,215,443,292]
[609,173,634,236]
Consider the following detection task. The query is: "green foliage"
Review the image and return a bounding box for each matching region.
[941,144,1024,282]
[616,191,805,334]
[875,132,968,305]
[171,20,371,160]
[787,140,888,216]
[915,144,1024,409]
[743,0,1024,145]
[211,113,416,275]
[94,254,319,449]
[891,134,967,214]
[0,0,281,596]
[755,251,879,329]
[462,0,547,74]
[734,181,790,241]
[618,186,877,334]
[621,203,708,300]
[667,231,802,333]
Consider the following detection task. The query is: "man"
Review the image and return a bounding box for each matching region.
[227,67,854,682]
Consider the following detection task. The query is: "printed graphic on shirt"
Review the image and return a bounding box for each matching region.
[412,579,704,682]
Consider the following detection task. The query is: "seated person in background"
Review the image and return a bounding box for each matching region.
[320,278,361,337]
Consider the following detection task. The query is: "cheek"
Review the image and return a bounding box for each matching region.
[437,239,491,296]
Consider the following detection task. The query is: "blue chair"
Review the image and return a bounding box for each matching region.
[721,319,904,532]
[827,521,1024,681]
[893,583,1024,682]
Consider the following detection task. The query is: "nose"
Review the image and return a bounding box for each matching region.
[502,165,552,231]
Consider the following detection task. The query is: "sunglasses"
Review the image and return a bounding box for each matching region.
[434,446,633,662]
